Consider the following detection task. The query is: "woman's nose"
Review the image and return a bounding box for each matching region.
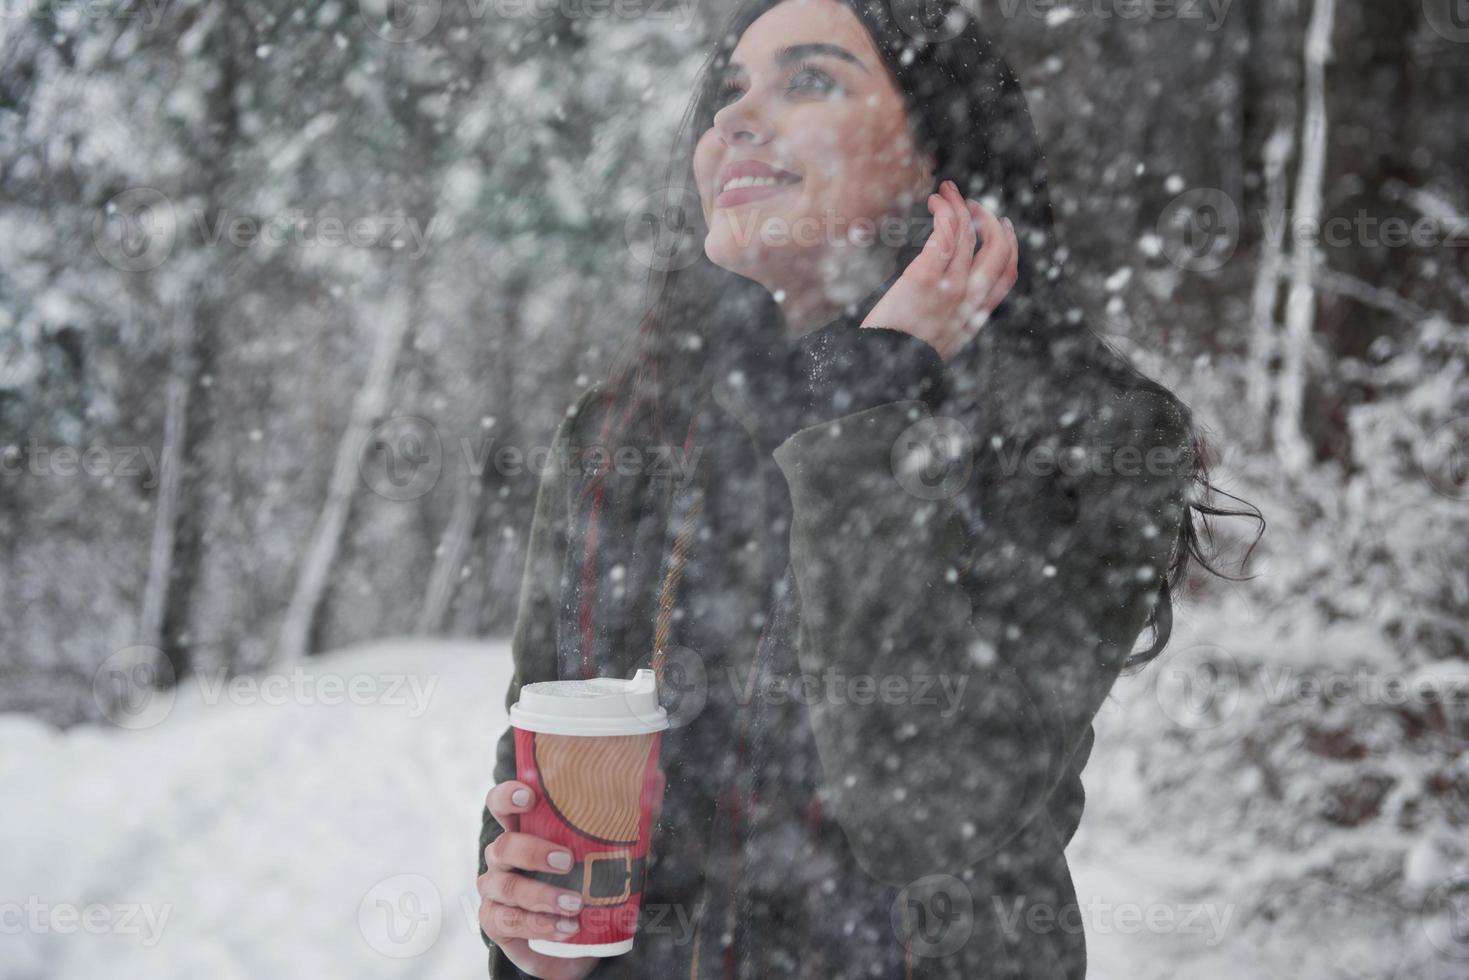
[713,90,774,146]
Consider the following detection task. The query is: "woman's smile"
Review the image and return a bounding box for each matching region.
[715,175,803,208]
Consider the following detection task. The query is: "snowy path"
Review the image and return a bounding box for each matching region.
[1,640,505,980]
[2,638,1294,979]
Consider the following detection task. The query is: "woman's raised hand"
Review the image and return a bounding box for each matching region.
[859,179,1020,362]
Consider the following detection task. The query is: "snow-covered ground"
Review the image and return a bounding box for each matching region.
[1,640,505,980]
[0,636,1419,979]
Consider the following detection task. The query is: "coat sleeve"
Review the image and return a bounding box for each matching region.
[477,385,606,976]
[768,330,1193,887]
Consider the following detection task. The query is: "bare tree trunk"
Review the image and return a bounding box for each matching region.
[1275,0,1336,474]
[417,462,479,634]
[424,286,525,635]
[1247,125,1295,440]
[276,283,413,665]
[138,286,197,656]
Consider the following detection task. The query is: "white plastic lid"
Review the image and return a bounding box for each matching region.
[509,668,669,736]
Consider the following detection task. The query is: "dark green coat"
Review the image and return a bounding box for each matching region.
[479,309,1193,979]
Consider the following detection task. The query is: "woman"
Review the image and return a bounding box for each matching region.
[477,0,1254,977]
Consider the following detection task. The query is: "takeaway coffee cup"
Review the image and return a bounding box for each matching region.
[509,668,669,958]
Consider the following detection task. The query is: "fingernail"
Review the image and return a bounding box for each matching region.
[548,851,573,871]
[558,894,583,912]
[511,788,531,807]
[1004,217,1014,231]
[557,917,580,933]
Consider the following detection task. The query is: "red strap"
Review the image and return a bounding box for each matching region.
[577,478,606,680]
[577,396,708,680]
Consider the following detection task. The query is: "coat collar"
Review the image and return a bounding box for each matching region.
[702,269,903,451]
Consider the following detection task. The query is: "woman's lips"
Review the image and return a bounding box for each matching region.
[715,178,802,209]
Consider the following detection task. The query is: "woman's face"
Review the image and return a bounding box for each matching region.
[692,0,935,293]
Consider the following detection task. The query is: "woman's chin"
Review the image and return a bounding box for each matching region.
[707,226,826,276]
[704,235,775,278]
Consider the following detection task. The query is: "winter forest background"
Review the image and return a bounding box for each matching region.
[3,0,1469,977]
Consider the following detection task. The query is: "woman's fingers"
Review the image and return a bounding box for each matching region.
[1006,217,1020,279]
[486,780,537,833]
[479,898,583,943]
[919,192,955,272]
[479,784,602,979]
[940,202,1017,356]
[980,217,1020,311]
[969,201,1011,283]
[963,201,1014,314]
[874,189,1020,361]
[478,863,585,917]
[938,181,976,290]
[484,830,576,876]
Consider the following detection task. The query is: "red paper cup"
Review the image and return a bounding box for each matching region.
[510,668,669,958]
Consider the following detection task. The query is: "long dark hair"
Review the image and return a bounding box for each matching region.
[582,0,1262,671]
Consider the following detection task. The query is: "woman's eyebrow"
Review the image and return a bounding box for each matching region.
[719,42,870,80]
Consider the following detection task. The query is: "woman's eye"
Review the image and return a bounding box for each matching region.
[787,64,838,96]
[713,63,839,110]
[714,82,744,107]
